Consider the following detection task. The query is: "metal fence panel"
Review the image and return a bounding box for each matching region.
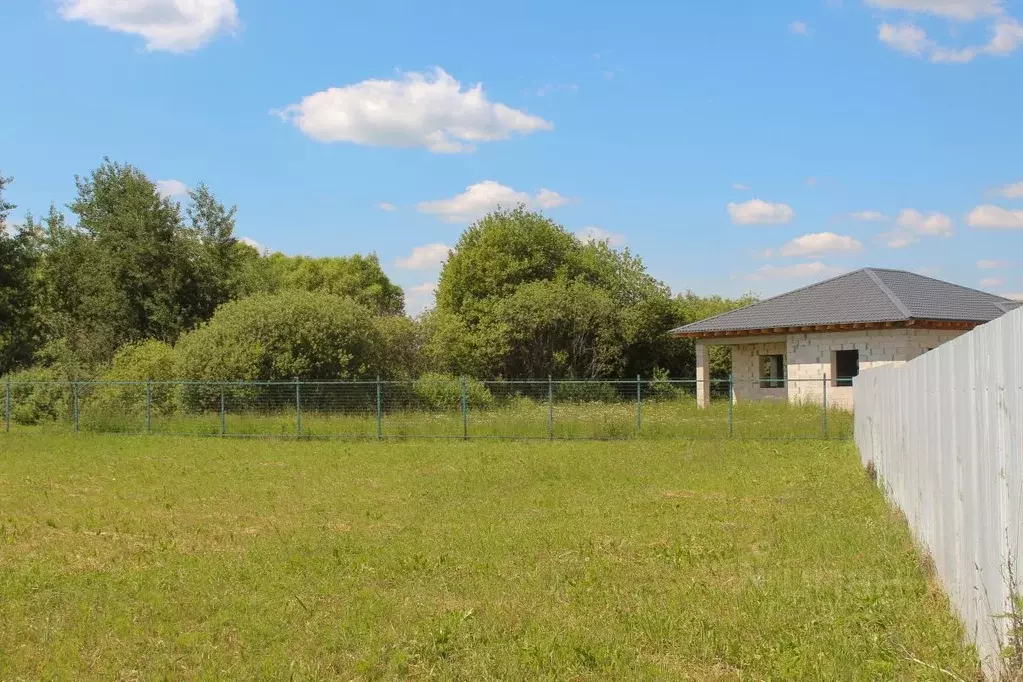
[0,377,850,441]
[854,307,1023,677]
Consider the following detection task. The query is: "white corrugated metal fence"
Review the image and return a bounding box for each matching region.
[855,306,1022,676]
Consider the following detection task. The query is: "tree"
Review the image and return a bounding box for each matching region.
[178,183,241,325]
[35,160,247,364]
[431,207,683,378]
[0,173,42,374]
[46,159,187,360]
[238,252,405,316]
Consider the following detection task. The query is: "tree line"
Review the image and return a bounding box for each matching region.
[0,160,754,393]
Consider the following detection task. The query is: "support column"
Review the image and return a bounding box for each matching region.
[696,342,711,409]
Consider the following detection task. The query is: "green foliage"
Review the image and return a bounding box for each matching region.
[552,380,620,403]
[374,315,427,380]
[412,372,493,410]
[430,207,754,379]
[2,366,71,425]
[0,174,42,374]
[486,280,622,378]
[241,252,405,315]
[175,290,384,382]
[90,341,180,417]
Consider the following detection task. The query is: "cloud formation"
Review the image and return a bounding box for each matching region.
[575,226,626,247]
[395,244,452,270]
[417,181,570,223]
[727,199,795,225]
[276,68,553,153]
[967,204,1023,229]
[156,179,188,198]
[59,0,239,52]
[747,262,845,281]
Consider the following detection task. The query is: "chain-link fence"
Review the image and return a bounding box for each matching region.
[0,377,853,440]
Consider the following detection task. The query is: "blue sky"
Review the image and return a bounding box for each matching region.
[2,0,1022,313]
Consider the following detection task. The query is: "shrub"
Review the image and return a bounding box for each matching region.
[175,291,385,409]
[553,380,620,404]
[88,341,180,417]
[2,366,72,425]
[413,373,493,410]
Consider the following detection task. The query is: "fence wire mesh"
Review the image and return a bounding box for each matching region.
[0,378,854,440]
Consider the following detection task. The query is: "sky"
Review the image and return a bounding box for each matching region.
[2,0,1022,314]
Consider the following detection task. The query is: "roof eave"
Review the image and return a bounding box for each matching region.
[671,318,981,340]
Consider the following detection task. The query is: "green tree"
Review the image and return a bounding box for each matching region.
[43,159,187,361]
[239,252,404,315]
[179,183,242,324]
[431,207,682,378]
[0,173,42,373]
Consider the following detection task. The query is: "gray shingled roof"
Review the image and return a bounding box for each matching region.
[671,268,1021,335]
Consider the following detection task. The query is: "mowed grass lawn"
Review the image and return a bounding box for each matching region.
[0,436,976,680]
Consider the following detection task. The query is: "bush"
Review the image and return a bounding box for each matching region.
[175,291,385,410]
[2,366,72,425]
[413,373,493,410]
[553,380,620,404]
[89,341,180,417]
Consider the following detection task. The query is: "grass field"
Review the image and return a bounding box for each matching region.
[0,435,975,680]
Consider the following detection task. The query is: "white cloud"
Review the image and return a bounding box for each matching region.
[967,204,1023,229]
[1005,293,1023,301]
[878,15,1023,63]
[879,22,932,55]
[986,17,1023,54]
[535,188,571,209]
[727,199,795,225]
[790,21,810,35]
[747,262,846,281]
[59,0,238,52]
[980,277,1004,287]
[405,281,438,315]
[865,0,1004,21]
[395,243,452,270]
[376,202,397,212]
[732,183,750,191]
[275,68,553,154]
[992,181,1023,198]
[770,232,863,258]
[417,181,571,223]
[977,259,1007,268]
[156,179,188,198]
[575,226,626,247]
[850,210,890,221]
[881,208,953,247]
[897,208,954,236]
[239,236,267,253]
[882,232,919,248]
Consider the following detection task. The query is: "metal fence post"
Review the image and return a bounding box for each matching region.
[636,374,643,435]
[728,374,735,437]
[376,376,383,441]
[548,375,554,440]
[72,381,79,434]
[822,375,829,439]
[295,377,302,437]
[145,380,152,434]
[460,376,468,440]
[220,387,226,437]
[4,379,10,433]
